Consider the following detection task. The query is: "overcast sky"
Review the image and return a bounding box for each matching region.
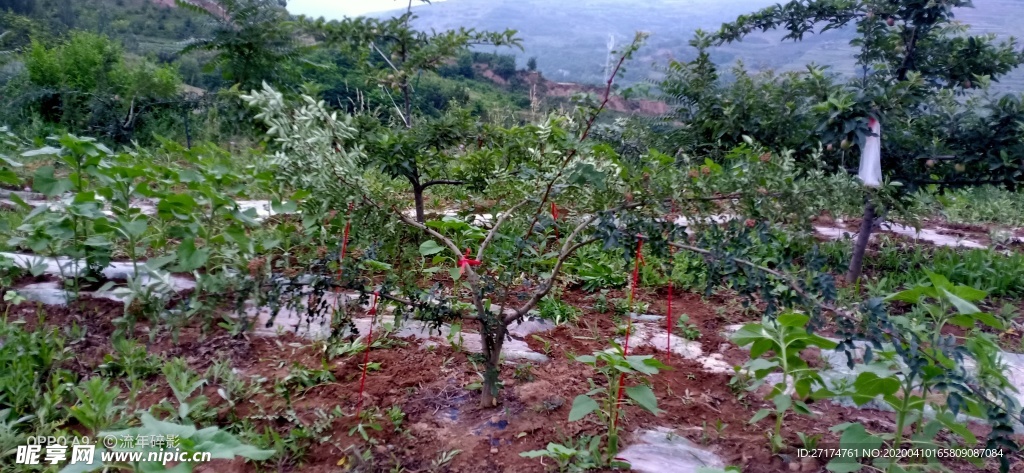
[287,0,442,19]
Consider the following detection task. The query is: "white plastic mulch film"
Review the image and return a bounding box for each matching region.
[858,117,882,187]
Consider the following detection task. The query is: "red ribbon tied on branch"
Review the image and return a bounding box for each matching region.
[551,202,560,239]
[458,248,482,275]
[367,291,378,316]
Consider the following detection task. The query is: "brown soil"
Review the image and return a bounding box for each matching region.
[2,286,1020,473]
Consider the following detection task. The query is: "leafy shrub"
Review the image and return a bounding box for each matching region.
[0,318,73,418]
[537,295,582,325]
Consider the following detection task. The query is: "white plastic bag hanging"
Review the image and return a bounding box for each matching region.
[858,117,882,187]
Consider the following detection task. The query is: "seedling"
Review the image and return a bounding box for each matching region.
[731,312,836,453]
[569,343,667,462]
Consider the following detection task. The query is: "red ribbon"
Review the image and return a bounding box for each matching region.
[457,248,482,275]
[356,291,379,412]
[551,202,560,240]
[340,202,354,264]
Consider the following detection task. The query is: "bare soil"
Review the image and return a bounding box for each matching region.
[3,286,1020,473]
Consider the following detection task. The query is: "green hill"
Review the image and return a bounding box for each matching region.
[363,0,1024,92]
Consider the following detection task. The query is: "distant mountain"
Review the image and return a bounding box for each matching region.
[365,0,1024,92]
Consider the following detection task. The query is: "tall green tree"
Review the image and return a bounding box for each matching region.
[175,0,300,89]
[303,2,521,222]
[707,0,1024,282]
[19,31,181,141]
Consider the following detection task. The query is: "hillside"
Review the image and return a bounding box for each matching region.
[366,0,1024,92]
[0,0,212,53]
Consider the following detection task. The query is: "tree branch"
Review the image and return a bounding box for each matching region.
[505,237,599,324]
[420,179,465,189]
[520,34,644,244]
[667,241,834,312]
[506,201,644,323]
[477,197,532,257]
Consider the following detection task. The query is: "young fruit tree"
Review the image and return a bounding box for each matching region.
[302,5,521,222]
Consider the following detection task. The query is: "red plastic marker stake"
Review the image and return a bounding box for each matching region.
[331,202,355,317]
[612,235,645,435]
[356,291,379,412]
[457,248,482,276]
[667,201,676,357]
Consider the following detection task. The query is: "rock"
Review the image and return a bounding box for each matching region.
[507,317,555,337]
[629,313,665,322]
[617,427,725,473]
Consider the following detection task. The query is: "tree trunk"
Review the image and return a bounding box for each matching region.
[413,184,425,223]
[480,320,506,407]
[847,200,876,284]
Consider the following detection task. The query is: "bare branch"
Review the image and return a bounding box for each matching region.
[505,201,644,323]
[477,197,532,257]
[506,237,599,324]
[420,179,465,189]
[393,206,463,258]
[668,241,833,312]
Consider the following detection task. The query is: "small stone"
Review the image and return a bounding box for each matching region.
[801,457,818,472]
[788,461,801,471]
[490,446,498,454]
[375,445,387,454]
[718,343,730,353]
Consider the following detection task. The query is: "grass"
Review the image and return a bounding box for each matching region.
[911,185,1024,227]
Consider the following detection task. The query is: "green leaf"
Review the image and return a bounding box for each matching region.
[948,285,987,302]
[940,288,980,315]
[21,146,61,157]
[625,355,663,375]
[935,411,977,444]
[772,393,792,412]
[826,458,866,473]
[568,394,600,422]
[730,323,766,347]
[825,423,883,473]
[749,408,772,424]
[119,218,148,239]
[32,166,73,197]
[0,169,18,186]
[520,448,553,458]
[744,358,779,374]
[777,312,809,327]
[851,372,900,406]
[270,199,298,214]
[419,240,445,256]
[750,338,775,358]
[625,385,662,415]
[925,271,952,291]
[886,286,928,303]
[6,192,30,210]
[363,259,393,271]
[971,312,1003,330]
[838,422,882,451]
[175,238,209,272]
